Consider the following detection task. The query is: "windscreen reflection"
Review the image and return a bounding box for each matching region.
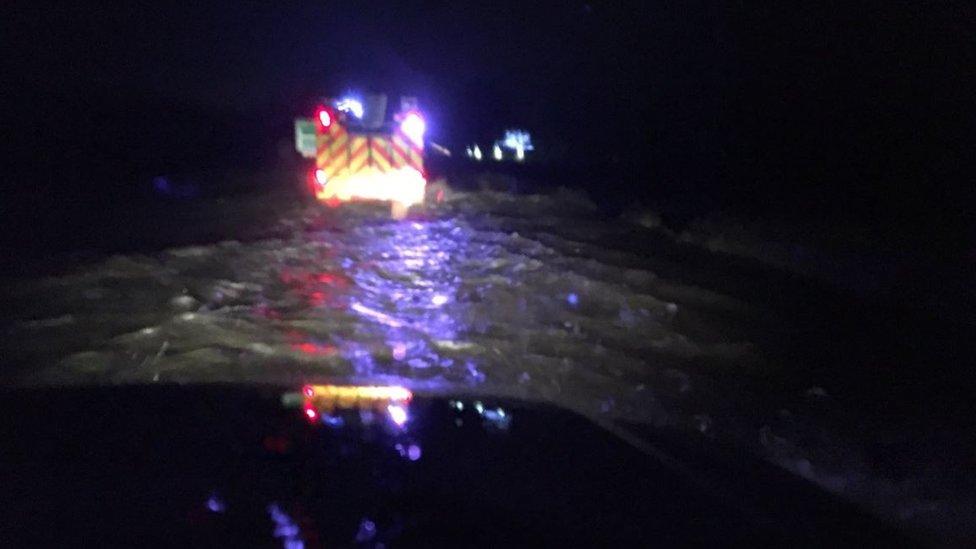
[301,384,413,430]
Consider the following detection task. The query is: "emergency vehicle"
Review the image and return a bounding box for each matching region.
[295,94,427,218]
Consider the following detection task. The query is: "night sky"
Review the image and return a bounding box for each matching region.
[3,1,972,254]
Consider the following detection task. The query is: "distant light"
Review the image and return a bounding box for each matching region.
[206,494,226,513]
[492,144,502,161]
[400,112,426,146]
[355,518,377,543]
[336,97,364,118]
[567,293,579,306]
[387,404,408,426]
[431,294,449,306]
[502,129,534,151]
[473,145,483,161]
[314,169,327,185]
[407,444,422,461]
[304,407,318,421]
[303,385,314,398]
[501,129,532,162]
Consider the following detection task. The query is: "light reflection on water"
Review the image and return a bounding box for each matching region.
[28,195,718,430]
[18,202,694,432]
[284,219,475,389]
[263,214,665,420]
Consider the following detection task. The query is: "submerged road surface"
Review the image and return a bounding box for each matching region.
[1,186,972,544]
[3,191,758,418]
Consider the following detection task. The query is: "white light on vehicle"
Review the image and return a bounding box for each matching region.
[492,144,503,161]
[314,169,328,185]
[473,145,483,161]
[337,97,364,119]
[318,109,332,127]
[400,112,426,146]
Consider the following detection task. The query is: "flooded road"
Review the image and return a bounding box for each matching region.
[1,190,755,421]
[1,187,972,543]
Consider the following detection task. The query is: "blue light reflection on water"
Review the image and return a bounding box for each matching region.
[340,220,477,385]
[274,218,486,389]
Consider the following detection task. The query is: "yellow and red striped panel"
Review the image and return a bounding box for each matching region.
[391,133,424,175]
[347,136,369,173]
[369,137,394,172]
[316,124,425,182]
[316,124,348,178]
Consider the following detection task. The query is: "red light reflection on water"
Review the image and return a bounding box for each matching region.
[309,291,325,306]
[292,342,338,356]
[272,220,480,390]
[278,268,353,312]
[315,272,351,288]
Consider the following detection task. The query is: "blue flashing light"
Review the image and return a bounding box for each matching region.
[336,97,364,118]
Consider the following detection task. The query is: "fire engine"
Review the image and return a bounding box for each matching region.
[295,94,427,218]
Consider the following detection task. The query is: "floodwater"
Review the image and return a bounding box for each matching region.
[1,187,972,544]
[2,191,753,409]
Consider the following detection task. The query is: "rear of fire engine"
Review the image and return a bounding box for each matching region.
[302,95,427,218]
